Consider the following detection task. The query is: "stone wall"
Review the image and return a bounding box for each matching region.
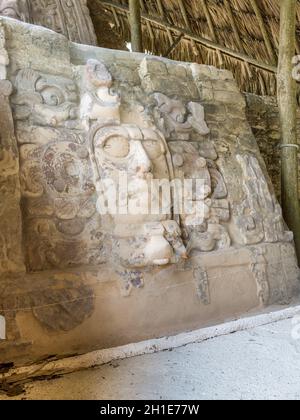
[0,17,299,367]
[245,93,300,201]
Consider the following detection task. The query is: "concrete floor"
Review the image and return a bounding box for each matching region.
[1,318,300,400]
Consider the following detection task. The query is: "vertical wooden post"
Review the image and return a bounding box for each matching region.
[129,0,143,52]
[277,0,300,263]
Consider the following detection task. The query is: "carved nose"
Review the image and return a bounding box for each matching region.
[134,142,152,176]
[136,164,151,176]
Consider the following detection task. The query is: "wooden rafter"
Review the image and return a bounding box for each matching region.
[224,0,252,78]
[249,0,277,65]
[139,0,155,50]
[101,0,277,74]
[156,0,174,46]
[177,0,199,56]
[224,0,244,54]
[110,5,120,28]
[199,0,223,65]
[164,32,185,57]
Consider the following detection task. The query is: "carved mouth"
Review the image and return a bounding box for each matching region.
[153,258,170,266]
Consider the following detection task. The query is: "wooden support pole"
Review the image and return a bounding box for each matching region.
[277,0,300,263]
[129,0,143,52]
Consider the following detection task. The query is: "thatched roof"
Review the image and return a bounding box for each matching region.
[88,0,300,96]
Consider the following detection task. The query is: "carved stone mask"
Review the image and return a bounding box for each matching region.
[89,123,183,268]
[86,59,113,89]
[12,69,78,127]
[90,124,171,223]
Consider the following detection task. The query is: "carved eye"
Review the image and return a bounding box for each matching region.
[143,140,164,160]
[103,136,130,158]
[0,8,18,18]
[40,87,65,106]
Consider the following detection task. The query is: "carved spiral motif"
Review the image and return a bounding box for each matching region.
[42,142,94,197]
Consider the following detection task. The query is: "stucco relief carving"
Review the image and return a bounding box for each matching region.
[0,22,24,275]
[80,59,121,130]
[0,19,9,80]
[194,267,210,305]
[250,247,270,305]
[152,93,210,140]
[88,122,187,269]
[1,19,300,362]
[0,0,21,20]
[7,51,295,280]
[0,0,97,45]
[12,69,78,127]
[81,59,234,270]
[171,142,230,254]
[83,60,188,271]
[236,154,292,245]
[11,65,104,271]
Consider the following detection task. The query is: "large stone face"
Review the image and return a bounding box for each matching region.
[0,0,97,45]
[0,17,299,366]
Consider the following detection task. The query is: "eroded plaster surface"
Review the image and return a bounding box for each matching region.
[0,17,299,366]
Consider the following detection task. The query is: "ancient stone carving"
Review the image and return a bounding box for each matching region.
[80,59,190,271]
[0,0,21,20]
[12,69,78,127]
[0,19,300,364]
[152,93,210,140]
[10,63,104,271]
[17,139,102,271]
[236,154,292,245]
[0,20,9,80]
[80,59,121,130]
[168,141,231,254]
[250,247,270,305]
[89,122,187,269]
[0,0,97,45]
[193,267,210,305]
[19,141,94,199]
[117,269,144,297]
[31,284,94,333]
[0,22,24,274]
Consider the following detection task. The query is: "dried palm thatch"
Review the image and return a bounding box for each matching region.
[88,0,300,96]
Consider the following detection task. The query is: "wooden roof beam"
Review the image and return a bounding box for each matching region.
[101,0,277,73]
[249,0,277,65]
[224,0,245,53]
[224,0,252,79]
[139,0,155,51]
[199,0,223,65]
[156,0,174,46]
[177,0,199,57]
